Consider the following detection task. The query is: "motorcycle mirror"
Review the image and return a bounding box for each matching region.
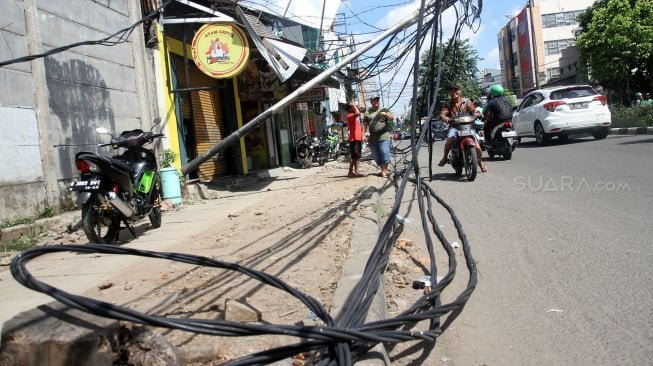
[150,117,161,132]
[95,127,109,135]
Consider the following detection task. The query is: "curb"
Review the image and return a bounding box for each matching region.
[609,126,653,135]
[331,188,390,365]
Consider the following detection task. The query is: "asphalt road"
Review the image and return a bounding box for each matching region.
[394,134,653,365]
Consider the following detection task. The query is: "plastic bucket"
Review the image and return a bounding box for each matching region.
[160,167,182,205]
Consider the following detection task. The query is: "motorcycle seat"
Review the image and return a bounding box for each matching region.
[102,155,134,173]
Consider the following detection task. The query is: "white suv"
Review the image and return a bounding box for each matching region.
[512,85,611,145]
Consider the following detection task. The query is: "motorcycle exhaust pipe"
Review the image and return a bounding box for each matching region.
[105,192,134,218]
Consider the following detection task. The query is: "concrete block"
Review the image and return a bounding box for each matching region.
[37,0,129,33]
[0,32,31,73]
[224,299,260,322]
[0,302,120,366]
[0,0,26,35]
[0,69,36,106]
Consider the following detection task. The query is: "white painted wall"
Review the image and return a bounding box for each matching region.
[539,0,597,81]
[0,107,43,184]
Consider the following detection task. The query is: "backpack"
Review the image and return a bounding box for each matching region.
[496,96,513,121]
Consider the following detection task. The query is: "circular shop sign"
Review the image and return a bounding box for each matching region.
[191,23,250,79]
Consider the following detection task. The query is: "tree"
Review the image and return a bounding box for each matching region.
[576,0,653,104]
[415,39,481,118]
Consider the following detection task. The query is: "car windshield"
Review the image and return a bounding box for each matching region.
[549,87,596,100]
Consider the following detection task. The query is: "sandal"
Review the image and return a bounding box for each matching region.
[480,165,488,172]
[438,158,447,167]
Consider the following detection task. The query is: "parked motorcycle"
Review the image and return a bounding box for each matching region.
[69,121,165,244]
[295,133,328,167]
[485,121,518,160]
[324,129,341,161]
[446,115,479,181]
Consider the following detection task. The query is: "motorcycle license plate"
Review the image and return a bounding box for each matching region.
[460,130,474,136]
[502,131,518,137]
[69,179,101,191]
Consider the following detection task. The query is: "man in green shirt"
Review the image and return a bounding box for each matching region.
[363,95,394,178]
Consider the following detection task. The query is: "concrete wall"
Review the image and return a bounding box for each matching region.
[0,0,156,222]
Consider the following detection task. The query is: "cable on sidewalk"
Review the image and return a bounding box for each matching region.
[9,0,481,364]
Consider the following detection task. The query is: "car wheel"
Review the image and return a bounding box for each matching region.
[534,122,550,146]
[592,128,609,140]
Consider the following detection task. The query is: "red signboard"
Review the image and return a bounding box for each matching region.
[517,9,534,90]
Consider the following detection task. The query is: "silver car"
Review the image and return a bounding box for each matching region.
[512,85,611,145]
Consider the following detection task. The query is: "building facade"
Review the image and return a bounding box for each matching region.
[0,0,345,222]
[0,0,157,223]
[498,0,597,97]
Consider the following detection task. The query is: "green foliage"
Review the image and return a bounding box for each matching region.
[6,236,39,252]
[160,149,178,168]
[1,218,33,229]
[371,203,388,218]
[416,39,481,117]
[610,104,653,127]
[40,203,56,218]
[576,0,653,102]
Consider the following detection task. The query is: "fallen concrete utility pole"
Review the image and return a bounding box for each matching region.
[181,0,458,175]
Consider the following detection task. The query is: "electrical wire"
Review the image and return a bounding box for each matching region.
[9,0,482,364]
[0,1,174,68]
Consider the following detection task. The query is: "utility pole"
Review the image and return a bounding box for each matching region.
[378,73,384,106]
[529,0,541,88]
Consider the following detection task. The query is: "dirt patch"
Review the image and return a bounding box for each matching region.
[28,161,393,364]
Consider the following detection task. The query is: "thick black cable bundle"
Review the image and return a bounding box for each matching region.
[10,125,477,365]
[8,0,481,364]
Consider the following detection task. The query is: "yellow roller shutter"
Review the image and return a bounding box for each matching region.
[174,56,229,179]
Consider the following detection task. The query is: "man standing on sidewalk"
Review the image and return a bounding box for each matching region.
[363,95,394,178]
[346,102,365,177]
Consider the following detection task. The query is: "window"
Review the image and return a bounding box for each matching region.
[550,87,596,100]
[541,10,584,28]
[301,26,321,52]
[546,67,561,79]
[544,38,575,55]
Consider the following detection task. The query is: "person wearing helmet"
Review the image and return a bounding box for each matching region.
[483,84,513,148]
[363,94,394,178]
[633,92,643,106]
[438,84,487,172]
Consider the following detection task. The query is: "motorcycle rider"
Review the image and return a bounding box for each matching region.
[438,84,487,172]
[483,84,513,148]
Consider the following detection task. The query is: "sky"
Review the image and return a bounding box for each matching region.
[337,0,529,115]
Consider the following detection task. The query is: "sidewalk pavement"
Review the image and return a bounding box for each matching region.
[0,163,391,364]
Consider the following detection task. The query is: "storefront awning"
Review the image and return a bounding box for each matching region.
[236,7,306,83]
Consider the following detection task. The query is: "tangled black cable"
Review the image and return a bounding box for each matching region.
[9,0,481,364]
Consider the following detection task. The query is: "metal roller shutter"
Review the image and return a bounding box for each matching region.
[174,56,229,179]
